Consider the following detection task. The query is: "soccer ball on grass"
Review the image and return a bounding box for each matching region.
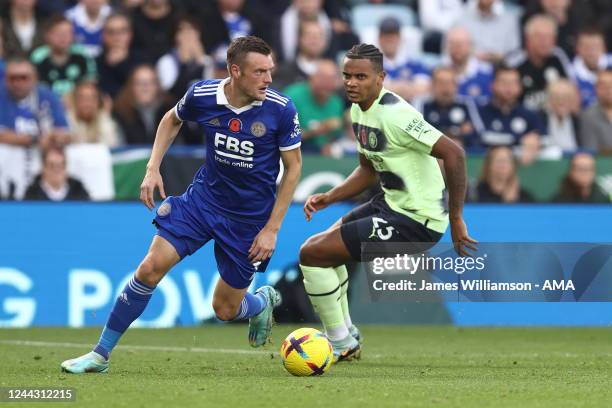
[280,328,333,376]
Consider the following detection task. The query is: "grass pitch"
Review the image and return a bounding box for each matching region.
[1,325,611,408]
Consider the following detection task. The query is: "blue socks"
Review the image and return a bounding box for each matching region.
[93,276,155,360]
[232,291,266,320]
[93,277,266,360]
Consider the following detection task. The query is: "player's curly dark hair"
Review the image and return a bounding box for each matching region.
[345,44,384,72]
[226,36,272,67]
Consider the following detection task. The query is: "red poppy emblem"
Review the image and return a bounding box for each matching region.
[359,128,367,145]
[229,118,242,132]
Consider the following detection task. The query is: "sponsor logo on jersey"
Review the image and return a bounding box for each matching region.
[290,113,301,138]
[228,118,242,133]
[208,118,221,127]
[214,132,255,169]
[251,121,266,137]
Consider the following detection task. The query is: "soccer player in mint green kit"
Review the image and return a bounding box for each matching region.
[299,44,477,362]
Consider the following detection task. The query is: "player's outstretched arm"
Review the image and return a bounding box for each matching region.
[248,148,302,263]
[304,154,377,221]
[430,135,478,257]
[140,109,183,210]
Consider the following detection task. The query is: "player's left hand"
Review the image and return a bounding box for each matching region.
[450,217,478,257]
[248,227,277,263]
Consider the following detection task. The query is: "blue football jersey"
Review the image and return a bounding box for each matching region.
[471,101,541,147]
[0,84,68,136]
[175,78,302,223]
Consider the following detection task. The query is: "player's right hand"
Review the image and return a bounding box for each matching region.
[140,169,166,210]
[304,193,331,221]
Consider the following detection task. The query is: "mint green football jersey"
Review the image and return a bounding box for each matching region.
[350,88,449,233]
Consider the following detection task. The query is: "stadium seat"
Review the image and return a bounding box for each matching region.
[65,144,115,201]
[0,144,115,201]
[0,145,41,200]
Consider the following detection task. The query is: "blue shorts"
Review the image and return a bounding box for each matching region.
[153,188,269,289]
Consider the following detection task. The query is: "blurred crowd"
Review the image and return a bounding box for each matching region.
[0,0,611,203]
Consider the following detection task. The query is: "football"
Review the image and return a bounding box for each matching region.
[280,328,333,376]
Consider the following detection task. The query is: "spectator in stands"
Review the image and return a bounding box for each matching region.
[378,17,430,101]
[522,0,580,59]
[67,81,121,147]
[96,13,144,98]
[112,64,171,145]
[284,59,343,154]
[273,19,328,91]
[0,58,70,149]
[156,17,214,101]
[418,67,477,148]
[474,146,534,203]
[280,0,331,62]
[131,0,179,63]
[552,152,609,203]
[580,70,612,154]
[280,0,357,62]
[65,0,113,58]
[540,79,579,153]
[24,146,90,201]
[506,14,573,111]
[573,29,612,108]
[30,15,96,96]
[418,0,463,54]
[443,26,494,101]
[1,0,44,57]
[462,0,520,63]
[199,0,276,67]
[471,65,541,164]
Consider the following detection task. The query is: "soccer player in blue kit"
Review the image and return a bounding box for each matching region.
[61,36,303,373]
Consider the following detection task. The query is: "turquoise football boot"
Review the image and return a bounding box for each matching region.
[60,351,109,374]
[248,286,281,347]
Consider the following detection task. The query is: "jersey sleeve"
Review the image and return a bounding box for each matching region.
[174,83,199,123]
[387,103,443,154]
[277,100,302,151]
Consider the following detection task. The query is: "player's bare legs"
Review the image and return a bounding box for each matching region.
[300,223,362,362]
[212,278,249,321]
[60,236,180,373]
[212,273,281,348]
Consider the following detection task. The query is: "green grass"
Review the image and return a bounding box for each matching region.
[1,326,611,407]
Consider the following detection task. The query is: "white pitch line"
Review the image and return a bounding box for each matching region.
[0,339,384,359]
[0,340,272,355]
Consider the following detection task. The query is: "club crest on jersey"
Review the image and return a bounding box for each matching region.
[368,132,378,149]
[228,118,242,132]
[251,121,266,137]
[352,123,387,152]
